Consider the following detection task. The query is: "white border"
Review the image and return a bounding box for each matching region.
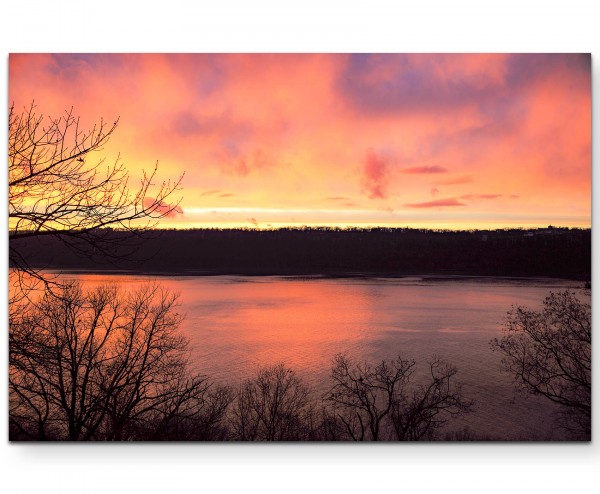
[1,2,598,493]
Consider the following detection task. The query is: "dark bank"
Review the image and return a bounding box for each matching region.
[11,226,591,280]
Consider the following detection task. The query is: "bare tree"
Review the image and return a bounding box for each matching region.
[129,372,233,441]
[9,282,230,441]
[325,354,413,440]
[389,359,472,440]
[231,363,312,441]
[8,102,183,293]
[491,290,591,439]
[324,354,472,441]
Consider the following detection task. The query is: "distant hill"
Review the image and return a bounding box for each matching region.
[10,227,591,280]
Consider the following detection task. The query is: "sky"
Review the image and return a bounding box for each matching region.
[9,53,591,230]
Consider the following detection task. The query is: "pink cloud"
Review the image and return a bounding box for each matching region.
[434,175,474,185]
[248,217,259,226]
[404,198,466,208]
[362,149,389,199]
[460,194,502,200]
[9,54,589,229]
[143,198,184,217]
[324,196,352,202]
[402,165,447,174]
[235,161,250,176]
[231,149,274,176]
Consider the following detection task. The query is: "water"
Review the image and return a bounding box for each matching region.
[58,273,584,440]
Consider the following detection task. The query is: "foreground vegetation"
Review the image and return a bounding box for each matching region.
[9,283,590,441]
[491,290,591,439]
[9,282,474,441]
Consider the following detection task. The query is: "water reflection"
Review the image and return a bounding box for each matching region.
[59,273,580,439]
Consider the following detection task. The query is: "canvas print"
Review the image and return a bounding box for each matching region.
[8,54,591,441]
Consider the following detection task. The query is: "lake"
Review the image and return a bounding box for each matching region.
[60,273,584,440]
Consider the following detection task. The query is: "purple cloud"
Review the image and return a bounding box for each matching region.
[339,54,590,119]
[402,165,447,174]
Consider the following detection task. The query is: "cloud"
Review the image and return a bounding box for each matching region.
[324,197,359,207]
[172,112,205,136]
[504,53,590,89]
[433,175,474,186]
[201,189,221,197]
[403,198,466,208]
[172,109,254,141]
[510,194,520,199]
[324,196,352,202]
[219,193,234,198]
[338,54,504,116]
[9,54,590,229]
[248,217,259,226]
[236,161,250,176]
[402,165,447,174]
[143,198,184,217]
[460,194,502,200]
[339,54,590,119]
[361,149,389,199]
[231,149,274,176]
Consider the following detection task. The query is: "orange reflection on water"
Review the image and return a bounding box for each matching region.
[53,274,567,386]
[15,272,581,437]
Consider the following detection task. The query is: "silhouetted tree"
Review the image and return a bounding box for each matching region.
[8,103,182,295]
[389,359,473,440]
[324,354,472,441]
[9,282,230,441]
[491,290,591,439]
[138,377,233,441]
[325,354,413,440]
[231,363,313,441]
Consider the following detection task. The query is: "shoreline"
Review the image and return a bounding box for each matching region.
[36,268,588,285]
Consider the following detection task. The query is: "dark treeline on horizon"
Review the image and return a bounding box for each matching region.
[11,226,591,280]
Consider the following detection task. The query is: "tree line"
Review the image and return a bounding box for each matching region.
[11,227,591,280]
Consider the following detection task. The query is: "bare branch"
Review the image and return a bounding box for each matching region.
[490,290,591,439]
[9,102,184,296]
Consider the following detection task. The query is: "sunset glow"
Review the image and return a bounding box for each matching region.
[9,53,591,230]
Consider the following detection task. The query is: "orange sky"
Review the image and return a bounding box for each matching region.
[9,53,591,230]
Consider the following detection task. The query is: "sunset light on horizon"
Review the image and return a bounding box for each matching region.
[9,53,591,230]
